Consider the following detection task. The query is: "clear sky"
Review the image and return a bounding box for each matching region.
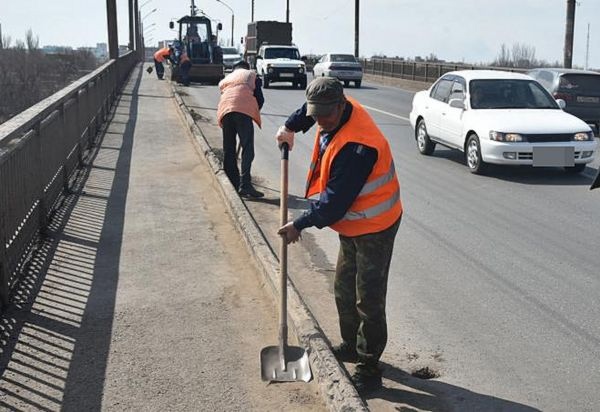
[1,0,598,68]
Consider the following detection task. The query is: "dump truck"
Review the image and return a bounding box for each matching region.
[245,21,307,89]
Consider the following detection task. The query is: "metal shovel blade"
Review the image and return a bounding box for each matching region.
[260,345,311,382]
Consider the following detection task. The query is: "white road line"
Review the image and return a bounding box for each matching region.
[361,104,411,122]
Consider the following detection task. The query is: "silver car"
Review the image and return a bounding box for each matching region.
[312,53,363,88]
[221,47,243,71]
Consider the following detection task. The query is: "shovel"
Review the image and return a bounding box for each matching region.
[260,142,311,382]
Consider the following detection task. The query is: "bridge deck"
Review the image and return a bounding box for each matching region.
[0,65,323,411]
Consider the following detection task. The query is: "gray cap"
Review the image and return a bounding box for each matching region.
[305,77,344,116]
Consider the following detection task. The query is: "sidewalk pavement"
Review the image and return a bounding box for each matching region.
[0,65,325,411]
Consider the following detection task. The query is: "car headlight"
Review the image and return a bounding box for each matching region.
[298,65,304,74]
[268,67,274,74]
[489,131,523,142]
[574,131,594,141]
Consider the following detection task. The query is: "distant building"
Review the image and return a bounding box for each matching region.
[94,43,108,60]
[42,45,73,54]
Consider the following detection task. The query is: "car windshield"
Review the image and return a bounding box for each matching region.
[330,54,357,62]
[221,48,239,55]
[558,74,600,93]
[264,48,300,60]
[469,79,559,109]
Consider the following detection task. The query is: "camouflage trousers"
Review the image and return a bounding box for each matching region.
[334,217,401,375]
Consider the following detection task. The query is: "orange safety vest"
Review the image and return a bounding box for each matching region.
[153,47,171,63]
[216,69,262,128]
[305,96,402,237]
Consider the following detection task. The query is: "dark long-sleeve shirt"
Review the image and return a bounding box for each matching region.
[254,76,264,110]
[284,102,378,231]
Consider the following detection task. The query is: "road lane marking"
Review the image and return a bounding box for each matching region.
[361,104,411,122]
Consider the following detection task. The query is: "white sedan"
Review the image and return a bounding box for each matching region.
[409,70,597,174]
[312,53,363,88]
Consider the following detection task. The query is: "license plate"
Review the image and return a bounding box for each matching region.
[532,147,574,167]
[576,96,600,103]
[279,73,294,78]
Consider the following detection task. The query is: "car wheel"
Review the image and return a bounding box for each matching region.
[344,80,350,87]
[466,134,487,174]
[299,79,307,89]
[263,76,269,88]
[355,80,362,88]
[416,119,436,155]
[564,163,586,173]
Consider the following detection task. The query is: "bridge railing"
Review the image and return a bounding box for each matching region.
[360,58,527,83]
[0,51,138,308]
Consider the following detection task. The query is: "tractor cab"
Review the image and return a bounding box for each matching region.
[169,16,224,84]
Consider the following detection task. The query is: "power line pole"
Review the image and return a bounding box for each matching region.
[563,0,576,68]
[585,23,590,70]
[354,0,360,58]
[0,22,3,50]
[251,0,254,22]
[286,0,290,23]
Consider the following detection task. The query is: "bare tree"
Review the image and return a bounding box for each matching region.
[495,43,511,67]
[512,43,537,68]
[1,34,12,49]
[25,28,39,51]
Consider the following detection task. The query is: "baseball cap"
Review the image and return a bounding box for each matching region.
[305,77,344,116]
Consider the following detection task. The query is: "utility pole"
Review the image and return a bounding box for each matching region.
[354,0,360,58]
[0,22,3,50]
[585,23,590,70]
[107,0,119,59]
[563,0,576,68]
[134,0,142,60]
[251,0,255,22]
[286,0,290,23]
[129,0,135,50]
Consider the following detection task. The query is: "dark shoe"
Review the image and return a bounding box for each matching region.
[239,186,264,198]
[351,371,382,394]
[331,341,358,363]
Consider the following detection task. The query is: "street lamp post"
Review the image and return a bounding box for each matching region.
[216,0,234,47]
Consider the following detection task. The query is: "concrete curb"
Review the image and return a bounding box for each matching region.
[170,84,368,412]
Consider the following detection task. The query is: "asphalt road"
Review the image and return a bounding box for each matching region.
[182,75,600,411]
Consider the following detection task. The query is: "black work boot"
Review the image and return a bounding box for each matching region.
[331,341,358,363]
[239,185,264,198]
[351,370,382,394]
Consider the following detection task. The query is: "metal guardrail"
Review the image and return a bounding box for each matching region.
[359,58,527,84]
[0,51,138,309]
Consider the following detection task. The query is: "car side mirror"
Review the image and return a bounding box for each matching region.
[169,22,174,30]
[217,23,223,31]
[448,98,465,110]
[556,98,566,109]
[256,55,263,60]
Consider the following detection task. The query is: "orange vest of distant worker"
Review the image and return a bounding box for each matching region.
[216,69,261,128]
[153,47,171,63]
[305,96,402,237]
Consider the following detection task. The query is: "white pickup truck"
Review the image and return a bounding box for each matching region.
[255,45,307,89]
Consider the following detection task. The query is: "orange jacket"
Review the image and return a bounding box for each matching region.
[216,69,261,128]
[154,47,171,63]
[305,97,402,237]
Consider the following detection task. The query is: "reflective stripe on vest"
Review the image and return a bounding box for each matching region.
[342,188,400,221]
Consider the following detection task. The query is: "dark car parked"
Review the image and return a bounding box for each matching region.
[527,68,600,134]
